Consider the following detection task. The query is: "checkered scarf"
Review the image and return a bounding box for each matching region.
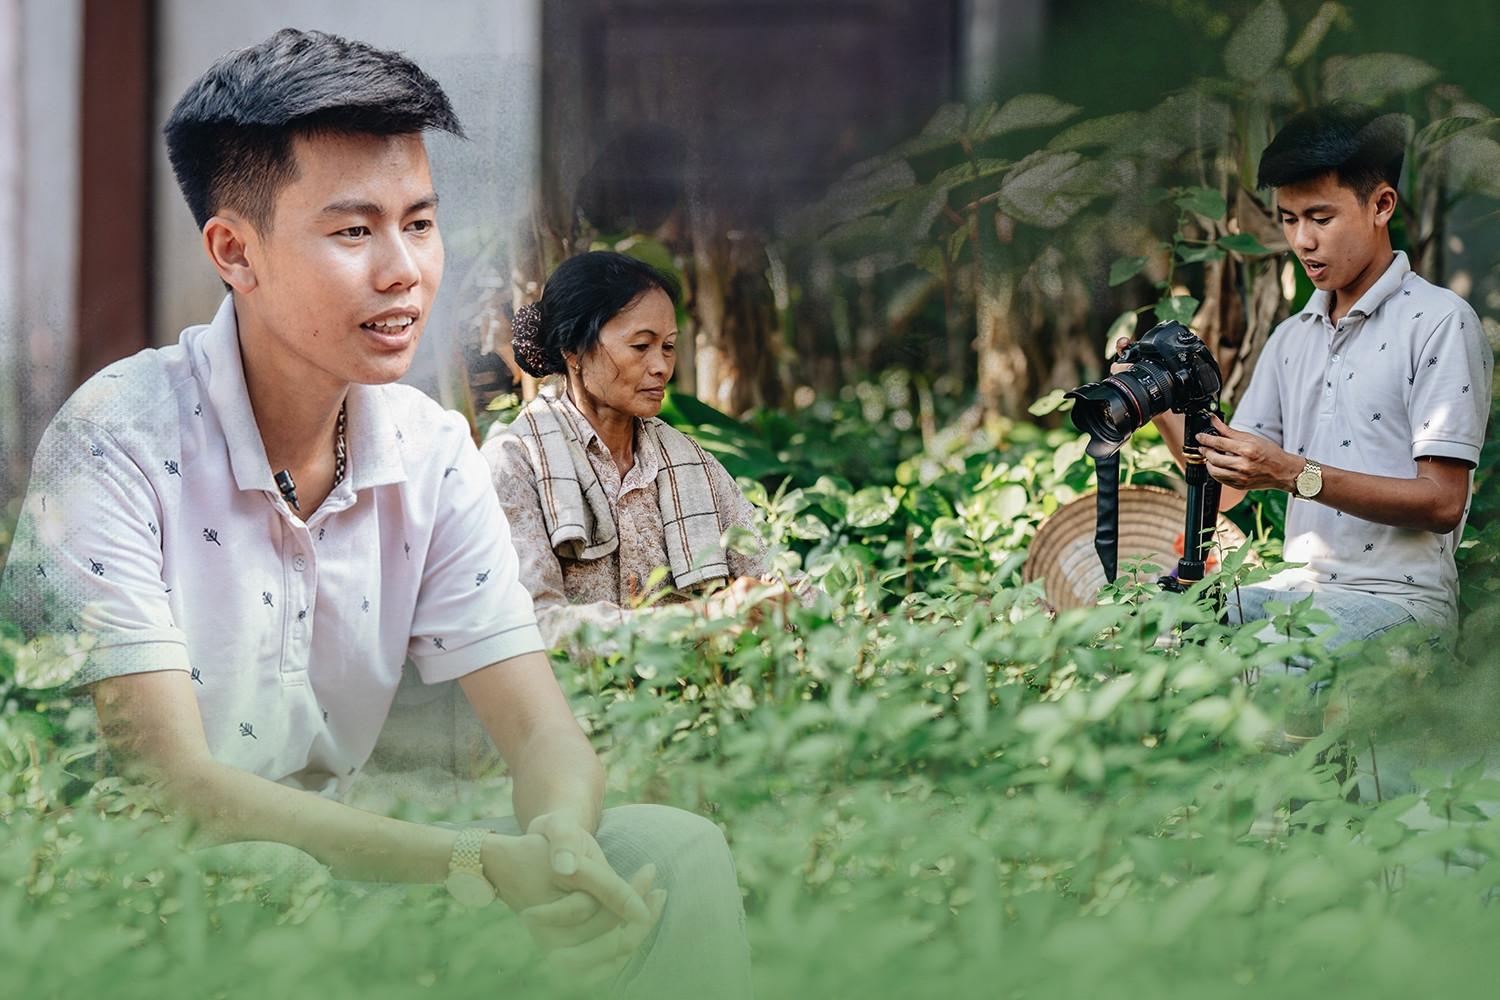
[513,390,730,590]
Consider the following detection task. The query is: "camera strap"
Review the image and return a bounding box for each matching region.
[1094,451,1120,583]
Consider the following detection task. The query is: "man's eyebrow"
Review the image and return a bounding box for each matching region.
[1280,203,1336,216]
[317,194,440,218]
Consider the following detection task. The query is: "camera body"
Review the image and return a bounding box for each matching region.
[1066,320,1221,459]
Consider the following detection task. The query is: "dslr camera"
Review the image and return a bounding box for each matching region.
[1066,320,1221,458]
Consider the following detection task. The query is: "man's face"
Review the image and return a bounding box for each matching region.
[1275,171,1394,310]
[233,131,444,392]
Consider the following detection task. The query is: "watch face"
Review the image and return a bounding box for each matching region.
[445,870,496,907]
[1297,467,1321,497]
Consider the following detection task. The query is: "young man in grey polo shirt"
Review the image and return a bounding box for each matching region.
[1,29,749,997]
[1141,102,1490,646]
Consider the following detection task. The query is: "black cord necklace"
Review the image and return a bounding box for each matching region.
[276,401,347,513]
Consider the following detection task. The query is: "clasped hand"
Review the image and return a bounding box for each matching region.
[489,813,665,984]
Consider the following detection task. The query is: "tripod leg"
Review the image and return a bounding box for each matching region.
[1176,409,1218,584]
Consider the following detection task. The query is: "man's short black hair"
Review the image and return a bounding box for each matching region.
[1257,101,1406,202]
[163,28,464,234]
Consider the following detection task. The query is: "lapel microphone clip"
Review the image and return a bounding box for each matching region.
[274,470,300,512]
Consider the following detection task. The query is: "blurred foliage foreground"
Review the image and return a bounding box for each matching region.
[7,376,1500,1000]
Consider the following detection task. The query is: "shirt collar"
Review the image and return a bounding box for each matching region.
[196,294,408,495]
[1299,250,1410,324]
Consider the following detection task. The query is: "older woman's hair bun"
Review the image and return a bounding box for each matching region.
[509,302,561,377]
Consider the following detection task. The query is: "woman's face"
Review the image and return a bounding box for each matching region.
[565,287,677,422]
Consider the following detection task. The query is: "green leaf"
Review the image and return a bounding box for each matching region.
[1176,187,1227,220]
[821,214,889,258]
[948,227,970,262]
[788,514,831,541]
[1224,0,1289,83]
[880,183,952,258]
[1109,256,1149,287]
[1434,132,1500,199]
[932,161,976,189]
[1415,116,1497,157]
[965,101,998,137]
[1047,111,1142,152]
[893,102,968,158]
[914,244,945,277]
[1409,768,1450,791]
[800,157,917,236]
[974,93,1082,140]
[846,487,900,529]
[992,483,1029,522]
[972,157,1013,181]
[1028,388,1071,416]
[1154,296,1200,326]
[1176,244,1226,265]
[1285,1,1343,68]
[721,525,761,556]
[1322,53,1440,100]
[995,150,1095,228]
[1217,233,1273,255]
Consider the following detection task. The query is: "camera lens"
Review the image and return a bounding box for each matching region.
[1066,367,1171,458]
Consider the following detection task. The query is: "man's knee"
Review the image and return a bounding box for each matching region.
[599,803,729,854]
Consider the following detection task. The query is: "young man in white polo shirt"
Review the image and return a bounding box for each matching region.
[1,29,748,996]
[1140,102,1490,646]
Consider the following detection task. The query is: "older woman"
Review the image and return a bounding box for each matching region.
[482,251,792,651]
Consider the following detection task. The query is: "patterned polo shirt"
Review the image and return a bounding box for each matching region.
[1230,251,1491,626]
[1,295,544,796]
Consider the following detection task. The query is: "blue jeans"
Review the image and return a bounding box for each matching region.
[1226,586,1418,651]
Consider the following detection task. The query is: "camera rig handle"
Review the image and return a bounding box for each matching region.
[1172,404,1224,586]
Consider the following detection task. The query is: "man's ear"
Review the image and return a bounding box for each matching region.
[1371,183,1398,229]
[202,215,258,293]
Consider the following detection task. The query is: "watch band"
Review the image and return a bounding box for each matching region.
[445,827,497,907]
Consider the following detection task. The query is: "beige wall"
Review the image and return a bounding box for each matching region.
[0,0,82,505]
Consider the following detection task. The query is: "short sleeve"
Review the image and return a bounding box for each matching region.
[406,415,545,683]
[1228,327,1287,445]
[1409,302,1491,465]
[0,415,189,690]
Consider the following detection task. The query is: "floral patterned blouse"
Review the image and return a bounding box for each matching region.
[482,391,773,654]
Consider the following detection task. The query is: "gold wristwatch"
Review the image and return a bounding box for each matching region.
[445,827,496,907]
[1293,459,1323,500]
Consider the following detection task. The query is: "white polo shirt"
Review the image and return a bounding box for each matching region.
[2,296,545,796]
[1230,252,1491,626]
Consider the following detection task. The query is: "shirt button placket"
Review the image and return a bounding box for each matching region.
[282,535,316,680]
[1322,343,1341,412]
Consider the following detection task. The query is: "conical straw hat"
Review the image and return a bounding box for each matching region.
[1023,485,1252,610]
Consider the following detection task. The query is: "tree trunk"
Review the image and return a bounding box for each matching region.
[974,272,1030,420]
[1222,257,1287,409]
[688,224,786,416]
